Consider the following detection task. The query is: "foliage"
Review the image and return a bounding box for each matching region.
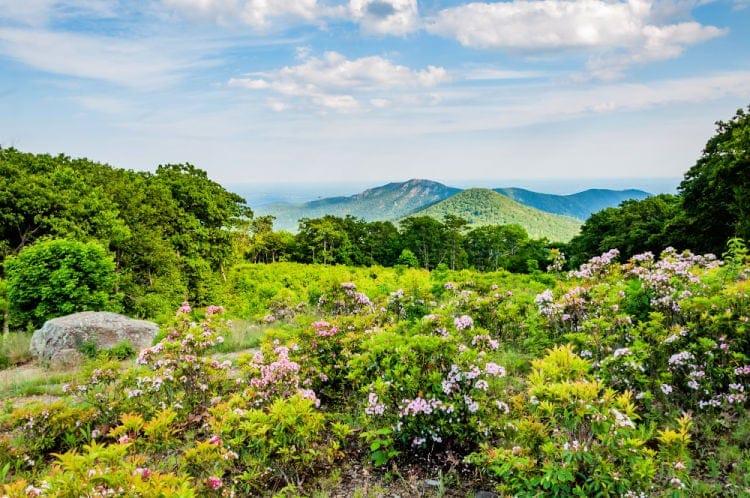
[0,148,252,320]
[4,239,120,328]
[680,105,750,255]
[410,188,581,242]
[566,194,683,267]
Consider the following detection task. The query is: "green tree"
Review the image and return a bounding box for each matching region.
[395,248,419,268]
[400,216,448,269]
[680,105,750,254]
[464,224,529,271]
[566,194,681,266]
[295,216,351,264]
[443,214,469,270]
[363,221,402,267]
[4,239,120,328]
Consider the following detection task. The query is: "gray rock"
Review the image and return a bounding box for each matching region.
[473,492,498,498]
[49,348,84,370]
[30,311,159,362]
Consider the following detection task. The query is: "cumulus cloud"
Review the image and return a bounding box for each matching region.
[162,0,320,29]
[426,0,726,77]
[228,50,447,111]
[349,0,420,35]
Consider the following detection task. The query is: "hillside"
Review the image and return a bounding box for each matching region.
[255,179,460,231]
[410,188,582,241]
[495,187,651,220]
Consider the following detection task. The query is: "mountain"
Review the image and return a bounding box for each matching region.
[254,179,461,231]
[409,188,582,242]
[494,188,651,220]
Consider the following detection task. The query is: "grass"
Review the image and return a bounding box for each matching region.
[214,318,266,354]
[0,331,32,369]
[0,367,73,398]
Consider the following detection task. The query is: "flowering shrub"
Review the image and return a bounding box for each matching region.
[317,282,374,315]
[1,442,195,497]
[349,319,511,465]
[2,255,749,496]
[466,345,692,497]
[0,400,98,472]
[64,304,233,425]
[206,394,345,493]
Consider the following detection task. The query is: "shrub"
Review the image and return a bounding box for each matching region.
[4,239,120,328]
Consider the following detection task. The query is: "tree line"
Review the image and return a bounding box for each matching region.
[244,212,554,273]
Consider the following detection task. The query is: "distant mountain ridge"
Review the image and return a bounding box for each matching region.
[252,179,651,235]
[409,188,582,242]
[494,187,651,221]
[254,179,460,231]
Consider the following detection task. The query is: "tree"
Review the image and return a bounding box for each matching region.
[395,248,419,268]
[399,216,449,270]
[363,221,403,267]
[566,194,682,266]
[465,224,529,271]
[679,105,750,254]
[4,239,120,329]
[295,216,350,264]
[443,214,469,270]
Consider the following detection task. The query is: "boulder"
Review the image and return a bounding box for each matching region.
[30,311,159,362]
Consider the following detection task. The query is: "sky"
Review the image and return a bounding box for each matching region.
[0,0,748,191]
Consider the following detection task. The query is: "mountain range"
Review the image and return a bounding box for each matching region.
[251,179,651,242]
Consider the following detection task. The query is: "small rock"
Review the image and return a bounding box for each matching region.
[473,491,498,498]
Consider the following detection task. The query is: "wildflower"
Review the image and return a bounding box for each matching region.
[485,362,506,377]
[365,392,386,416]
[207,477,222,490]
[495,401,510,414]
[134,467,152,480]
[178,301,191,314]
[474,379,489,391]
[209,435,222,446]
[454,315,474,330]
[613,348,631,358]
[674,461,687,470]
[670,477,685,489]
[206,305,223,315]
[25,485,42,496]
[412,437,426,446]
[661,384,673,395]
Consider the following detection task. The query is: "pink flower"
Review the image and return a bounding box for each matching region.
[134,467,152,480]
[209,435,222,446]
[207,477,223,490]
[206,305,223,315]
[179,301,191,314]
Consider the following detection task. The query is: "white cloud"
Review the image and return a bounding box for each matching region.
[586,20,726,78]
[228,50,447,111]
[349,0,419,35]
[0,0,119,26]
[162,0,320,29]
[426,0,726,77]
[73,95,132,115]
[0,27,213,89]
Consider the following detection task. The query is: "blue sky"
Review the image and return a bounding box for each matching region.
[0,0,748,189]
